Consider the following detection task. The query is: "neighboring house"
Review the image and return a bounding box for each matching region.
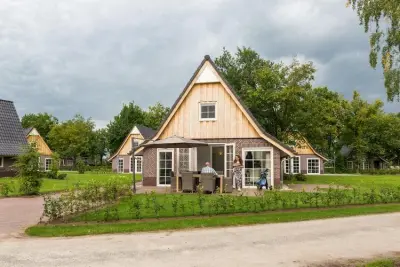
[0,99,28,177]
[283,136,328,175]
[109,125,156,174]
[142,55,296,189]
[340,146,389,170]
[23,127,53,171]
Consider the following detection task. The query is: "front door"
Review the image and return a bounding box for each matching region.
[158,149,174,186]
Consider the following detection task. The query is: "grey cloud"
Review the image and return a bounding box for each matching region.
[0,0,397,129]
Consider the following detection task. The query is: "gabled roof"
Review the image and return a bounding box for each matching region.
[109,125,155,160]
[23,127,34,137]
[0,99,28,156]
[150,55,296,156]
[136,125,156,140]
[301,137,329,161]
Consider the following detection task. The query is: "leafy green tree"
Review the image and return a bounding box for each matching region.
[13,144,42,195]
[89,128,108,165]
[347,0,400,101]
[48,114,95,160]
[107,102,146,154]
[215,47,315,138]
[144,102,170,130]
[341,91,384,168]
[21,113,59,142]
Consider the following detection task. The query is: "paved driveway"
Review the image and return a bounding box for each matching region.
[0,197,43,239]
[1,213,400,267]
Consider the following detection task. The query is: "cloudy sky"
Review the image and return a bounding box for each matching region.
[0,0,398,129]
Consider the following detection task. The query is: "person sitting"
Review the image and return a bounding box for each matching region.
[201,162,218,177]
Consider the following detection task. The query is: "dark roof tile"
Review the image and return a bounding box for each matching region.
[0,99,28,156]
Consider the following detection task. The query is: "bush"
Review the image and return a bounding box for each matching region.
[0,183,11,197]
[57,173,68,180]
[19,176,42,195]
[295,173,307,181]
[13,144,43,195]
[76,158,86,174]
[46,171,58,179]
[283,173,295,182]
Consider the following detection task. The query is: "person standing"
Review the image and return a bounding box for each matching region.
[233,155,243,191]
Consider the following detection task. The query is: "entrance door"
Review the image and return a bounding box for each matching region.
[157,149,174,186]
[211,145,224,175]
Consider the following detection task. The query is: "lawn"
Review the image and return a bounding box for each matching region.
[291,174,400,190]
[26,204,400,237]
[0,171,142,197]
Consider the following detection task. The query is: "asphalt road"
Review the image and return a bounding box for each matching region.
[1,213,400,267]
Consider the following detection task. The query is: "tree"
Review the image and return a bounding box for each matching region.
[21,113,59,142]
[48,114,95,160]
[13,144,42,195]
[341,91,384,168]
[144,102,170,130]
[107,102,146,154]
[347,0,400,101]
[215,47,316,139]
[89,128,108,164]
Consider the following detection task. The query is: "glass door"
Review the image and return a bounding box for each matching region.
[158,149,174,186]
[242,149,272,187]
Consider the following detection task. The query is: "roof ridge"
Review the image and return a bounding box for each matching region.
[0,99,14,103]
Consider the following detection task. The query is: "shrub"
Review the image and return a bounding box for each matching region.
[13,144,43,195]
[283,173,294,182]
[0,183,11,197]
[46,171,58,179]
[57,173,68,180]
[76,158,86,174]
[295,173,307,181]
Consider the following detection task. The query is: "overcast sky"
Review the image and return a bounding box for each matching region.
[0,0,398,129]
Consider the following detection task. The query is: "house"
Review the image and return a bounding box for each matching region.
[340,146,389,170]
[141,55,296,189]
[283,136,328,175]
[0,99,28,177]
[109,125,156,173]
[23,127,53,171]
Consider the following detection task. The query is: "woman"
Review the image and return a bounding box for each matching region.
[233,155,243,191]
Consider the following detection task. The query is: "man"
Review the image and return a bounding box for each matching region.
[201,162,218,176]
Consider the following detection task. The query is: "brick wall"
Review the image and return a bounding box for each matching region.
[142,138,285,187]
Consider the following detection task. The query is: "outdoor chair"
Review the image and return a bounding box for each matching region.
[200,173,216,193]
[181,172,195,193]
[223,177,233,193]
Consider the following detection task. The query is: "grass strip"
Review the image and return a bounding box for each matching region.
[26,203,400,237]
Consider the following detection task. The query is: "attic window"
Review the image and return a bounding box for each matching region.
[199,102,216,121]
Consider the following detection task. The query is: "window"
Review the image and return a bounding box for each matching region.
[226,145,234,180]
[178,148,190,174]
[292,157,300,174]
[243,149,272,187]
[284,157,300,174]
[347,161,354,170]
[136,157,142,173]
[131,138,139,149]
[199,102,216,121]
[118,158,124,173]
[307,158,320,174]
[158,149,173,186]
[45,158,52,171]
[0,157,3,167]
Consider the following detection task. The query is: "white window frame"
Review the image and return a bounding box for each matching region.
[157,148,174,187]
[307,158,320,175]
[0,157,3,167]
[199,102,217,121]
[44,158,52,172]
[177,148,191,175]
[117,158,124,173]
[292,156,300,174]
[283,156,301,174]
[135,156,143,174]
[242,147,274,188]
